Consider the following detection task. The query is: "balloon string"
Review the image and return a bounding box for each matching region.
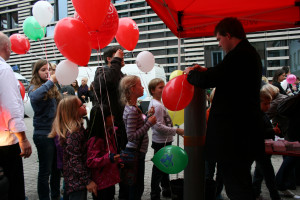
[99,50,120,151]
[95,50,111,154]
[27,51,44,60]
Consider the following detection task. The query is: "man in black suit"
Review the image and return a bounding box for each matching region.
[184,17,264,200]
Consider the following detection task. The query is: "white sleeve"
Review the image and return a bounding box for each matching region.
[0,66,26,133]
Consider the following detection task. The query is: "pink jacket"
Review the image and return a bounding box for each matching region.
[87,130,120,190]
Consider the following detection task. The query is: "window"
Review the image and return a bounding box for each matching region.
[131,10,145,17]
[268,50,288,57]
[115,0,127,3]
[167,49,178,54]
[0,5,18,31]
[57,0,67,20]
[148,16,160,22]
[267,60,289,67]
[130,2,145,9]
[168,57,177,63]
[46,25,55,37]
[267,40,287,47]
[149,32,164,39]
[148,24,164,30]
[211,51,223,66]
[119,13,128,18]
[115,4,128,10]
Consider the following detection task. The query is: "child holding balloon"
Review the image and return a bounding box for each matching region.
[49,96,97,199]
[147,78,184,200]
[120,75,157,200]
[86,105,121,200]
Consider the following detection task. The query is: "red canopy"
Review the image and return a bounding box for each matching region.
[146,0,300,38]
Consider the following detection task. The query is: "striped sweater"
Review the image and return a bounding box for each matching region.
[123,105,153,153]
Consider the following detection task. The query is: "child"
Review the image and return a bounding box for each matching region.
[78,77,89,103]
[86,105,121,200]
[252,90,281,200]
[49,96,97,200]
[147,78,184,200]
[120,75,157,200]
[28,59,61,200]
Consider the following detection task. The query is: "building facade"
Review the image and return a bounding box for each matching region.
[1,0,300,81]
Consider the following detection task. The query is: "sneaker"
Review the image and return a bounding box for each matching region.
[279,190,300,199]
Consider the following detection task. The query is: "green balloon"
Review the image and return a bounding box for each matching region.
[23,16,46,41]
[152,145,188,174]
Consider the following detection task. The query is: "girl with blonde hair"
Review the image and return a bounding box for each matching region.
[120,75,156,199]
[49,96,97,199]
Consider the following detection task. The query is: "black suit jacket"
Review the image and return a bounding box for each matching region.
[187,39,264,161]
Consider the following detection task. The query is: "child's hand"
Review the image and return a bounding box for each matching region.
[148,106,155,117]
[273,126,281,135]
[50,74,57,83]
[148,115,156,125]
[176,128,184,137]
[86,181,97,196]
[114,154,120,162]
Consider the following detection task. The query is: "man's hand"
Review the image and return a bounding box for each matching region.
[184,64,207,74]
[14,132,32,158]
[19,138,32,158]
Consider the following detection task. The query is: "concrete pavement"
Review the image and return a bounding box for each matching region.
[22,117,300,200]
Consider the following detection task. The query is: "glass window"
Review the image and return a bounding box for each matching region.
[148,24,164,30]
[168,57,177,63]
[148,16,160,22]
[151,49,166,56]
[267,40,287,47]
[115,0,127,3]
[139,34,147,40]
[11,11,18,29]
[119,13,128,18]
[156,58,166,64]
[149,32,164,39]
[130,2,145,8]
[131,10,145,16]
[149,41,162,47]
[138,26,147,31]
[167,32,175,37]
[115,4,128,10]
[135,18,145,24]
[136,43,148,48]
[46,25,55,37]
[57,0,67,20]
[267,60,289,67]
[167,40,177,45]
[211,51,223,66]
[167,49,178,54]
[0,14,8,30]
[268,50,288,57]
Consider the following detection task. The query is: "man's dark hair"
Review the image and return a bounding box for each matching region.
[214,17,246,40]
[281,66,290,74]
[103,46,122,64]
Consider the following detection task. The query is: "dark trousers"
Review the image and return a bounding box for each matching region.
[275,155,300,191]
[253,155,280,200]
[93,185,115,200]
[0,143,25,200]
[219,159,255,200]
[68,190,87,200]
[150,142,171,200]
[205,160,224,196]
[33,134,61,200]
[128,150,146,200]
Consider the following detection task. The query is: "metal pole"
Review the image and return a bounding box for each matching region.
[184,87,206,200]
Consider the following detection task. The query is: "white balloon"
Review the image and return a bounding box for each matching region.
[136,51,155,73]
[32,1,54,27]
[56,60,79,85]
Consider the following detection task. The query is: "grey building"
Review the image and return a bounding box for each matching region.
[1,0,300,81]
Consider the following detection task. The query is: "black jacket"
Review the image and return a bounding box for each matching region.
[93,57,127,150]
[187,39,264,161]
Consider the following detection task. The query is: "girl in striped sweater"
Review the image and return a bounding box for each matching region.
[120,75,157,200]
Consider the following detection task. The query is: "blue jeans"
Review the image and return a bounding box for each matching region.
[275,156,300,191]
[33,134,61,200]
[253,155,280,200]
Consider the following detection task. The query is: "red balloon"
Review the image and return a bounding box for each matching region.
[54,17,92,66]
[18,80,25,100]
[89,3,119,50]
[9,34,30,54]
[162,74,194,111]
[72,0,110,31]
[115,18,139,51]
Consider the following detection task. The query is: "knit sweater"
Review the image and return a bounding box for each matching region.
[123,105,152,153]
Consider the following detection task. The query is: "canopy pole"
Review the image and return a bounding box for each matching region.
[178,37,181,70]
[184,87,206,200]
